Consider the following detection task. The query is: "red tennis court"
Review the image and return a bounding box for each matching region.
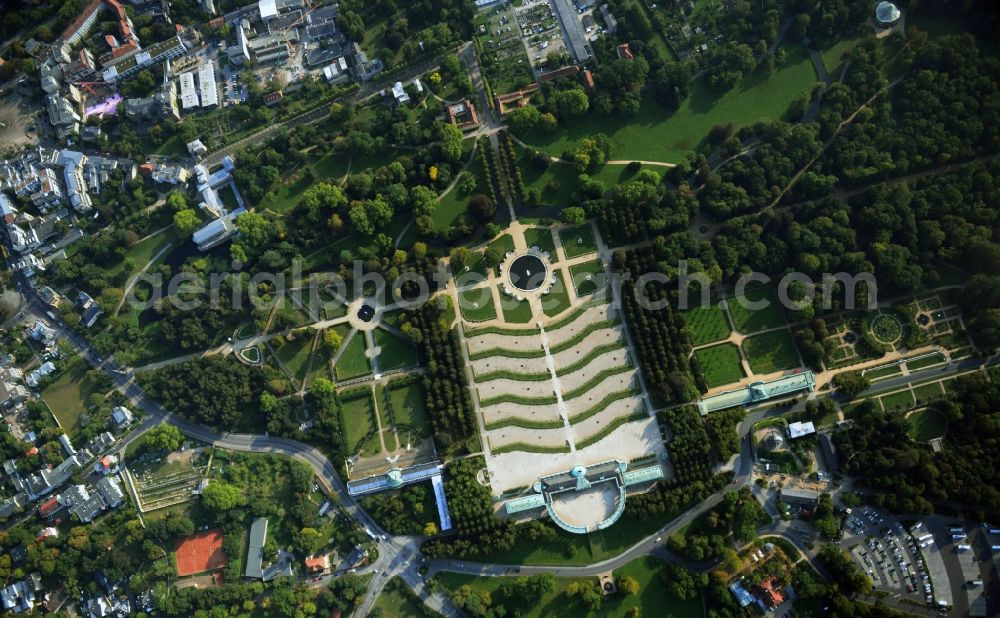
[175,530,227,576]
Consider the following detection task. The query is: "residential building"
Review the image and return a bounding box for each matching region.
[0,579,35,614]
[0,380,30,408]
[14,254,45,278]
[304,554,329,573]
[63,49,98,82]
[62,0,106,45]
[38,286,59,306]
[80,126,102,143]
[29,168,63,211]
[187,139,208,157]
[754,577,785,609]
[45,95,81,138]
[347,42,383,81]
[29,321,56,344]
[95,476,124,508]
[0,193,15,223]
[102,36,186,82]
[78,291,102,328]
[58,150,93,213]
[110,406,133,430]
[39,64,61,95]
[8,223,41,254]
[26,362,56,388]
[228,23,252,65]
[390,81,409,105]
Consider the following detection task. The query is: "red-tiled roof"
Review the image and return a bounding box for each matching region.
[38,496,59,516]
[304,555,329,571]
[111,40,139,58]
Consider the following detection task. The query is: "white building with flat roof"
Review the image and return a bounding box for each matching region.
[390,81,409,105]
[179,72,198,109]
[787,421,816,439]
[197,63,218,108]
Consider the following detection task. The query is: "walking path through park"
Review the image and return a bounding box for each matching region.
[111,233,177,317]
[605,159,676,167]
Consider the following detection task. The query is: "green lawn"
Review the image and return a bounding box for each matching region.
[912,381,945,405]
[865,364,902,380]
[906,353,946,371]
[542,270,572,318]
[433,142,482,230]
[820,36,864,79]
[569,260,605,297]
[558,224,598,258]
[695,343,745,388]
[685,303,731,346]
[436,556,701,618]
[500,297,535,324]
[519,43,816,162]
[523,227,557,255]
[42,358,105,435]
[588,163,646,187]
[490,233,516,256]
[387,380,432,438]
[880,389,915,411]
[340,390,380,455]
[259,149,400,214]
[373,577,438,618]
[518,149,581,208]
[381,309,406,328]
[727,286,786,333]
[334,332,372,381]
[742,330,801,374]
[906,407,947,441]
[140,134,187,157]
[459,286,498,322]
[374,328,418,371]
[273,332,315,385]
[107,226,182,289]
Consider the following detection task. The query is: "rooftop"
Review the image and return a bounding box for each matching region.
[698,371,815,415]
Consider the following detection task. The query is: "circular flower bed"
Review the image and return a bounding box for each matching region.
[871,313,902,344]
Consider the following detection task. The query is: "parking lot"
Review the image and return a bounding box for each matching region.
[843,507,943,607]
